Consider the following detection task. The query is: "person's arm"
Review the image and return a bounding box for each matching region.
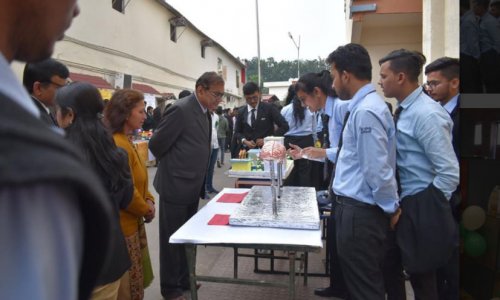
[355,109,399,214]
[149,104,184,160]
[416,111,460,200]
[234,109,245,143]
[0,184,83,300]
[271,105,289,136]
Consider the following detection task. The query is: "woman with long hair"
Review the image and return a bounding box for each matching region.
[104,89,156,300]
[55,82,133,300]
[280,83,316,187]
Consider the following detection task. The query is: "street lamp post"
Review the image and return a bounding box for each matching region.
[288,32,300,78]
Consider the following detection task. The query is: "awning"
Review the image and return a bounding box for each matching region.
[132,83,160,95]
[69,72,113,89]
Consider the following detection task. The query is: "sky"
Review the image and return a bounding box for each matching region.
[165,0,347,62]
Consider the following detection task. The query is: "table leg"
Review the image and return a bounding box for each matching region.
[288,251,296,300]
[304,252,308,286]
[185,244,198,300]
[233,247,238,278]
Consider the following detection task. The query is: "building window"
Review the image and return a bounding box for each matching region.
[201,46,206,58]
[170,24,177,42]
[236,71,240,88]
[112,0,124,13]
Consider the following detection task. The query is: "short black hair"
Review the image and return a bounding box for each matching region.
[178,89,192,99]
[424,57,460,80]
[295,70,337,98]
[195,72,224,89]
[379,49,426,83]
[326,43,372,81]
[216,106,223,115]
[243,81,260,95]
[23,58,69,93]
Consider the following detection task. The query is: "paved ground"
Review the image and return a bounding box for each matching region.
[143,151,414,300]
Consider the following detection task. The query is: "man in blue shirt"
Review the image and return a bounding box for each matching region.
[379,49,459,300]
[327,43,400,300]
[424,56,460,300]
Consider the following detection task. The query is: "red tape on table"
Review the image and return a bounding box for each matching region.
[216,192,248,203]
[207,214,230,225]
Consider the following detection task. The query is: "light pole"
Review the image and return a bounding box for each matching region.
[255,0,261,87]
[288,32,300,78]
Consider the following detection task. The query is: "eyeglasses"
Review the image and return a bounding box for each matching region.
[208,90,225,99]
[42,80,69,89]
[424,80,442,90]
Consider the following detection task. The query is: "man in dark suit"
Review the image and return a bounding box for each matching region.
[425,57,460,300]
[234,81,289,150]
[22,58,69,127]
[149,72,224,300]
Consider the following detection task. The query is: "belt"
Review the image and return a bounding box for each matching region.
[335,195,379,210]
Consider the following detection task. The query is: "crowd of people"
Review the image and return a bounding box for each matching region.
[0,1,460,300]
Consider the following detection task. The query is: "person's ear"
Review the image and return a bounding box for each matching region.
[397,72,406,85]
[67,108,75,124]
[33,81,43,96]
[450,78,459,90]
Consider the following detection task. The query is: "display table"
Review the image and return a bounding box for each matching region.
[170,188,322,300]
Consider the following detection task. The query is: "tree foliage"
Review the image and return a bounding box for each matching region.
[245,57,328,87]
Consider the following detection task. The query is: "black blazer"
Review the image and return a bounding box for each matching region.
[31,96,57,126]
[149,94,211,204]
[450,96,459,159]
[0,92,113,300]
[396,183,457,274]
[234,101,289,143]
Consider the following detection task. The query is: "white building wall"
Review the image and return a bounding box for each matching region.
[12,0,244,105]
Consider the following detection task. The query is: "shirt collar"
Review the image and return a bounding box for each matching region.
[0,53,40,117]
[193,92,207,113]
[348,83,376,112]
[399,86,424,110]
[442,94,459,114]
[247,103,259,112]
[32,96,51,114]
[324,96,335,117]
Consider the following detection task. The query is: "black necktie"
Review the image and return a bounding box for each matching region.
[393,106,403,128]
[329,110,350,195]
[49,112,58,127]
[250,108,256,128]
[393,106,403,195]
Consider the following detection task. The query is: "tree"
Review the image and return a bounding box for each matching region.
[244,57,328,87]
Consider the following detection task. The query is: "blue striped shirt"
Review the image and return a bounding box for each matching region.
[324,96,350,162]
[281,103,316,136]
[332,84,399,213]
[396,87,459,200]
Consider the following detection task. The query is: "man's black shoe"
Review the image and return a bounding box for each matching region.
[314,286,348,298]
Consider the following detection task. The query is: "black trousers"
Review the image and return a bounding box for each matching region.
[159,200,198,298]
[335,196,389,300]
[284,135,314,187]
[480,49,500,93]
[459,53,482,93]
[410,271,438,300]
[384,230,406,300]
